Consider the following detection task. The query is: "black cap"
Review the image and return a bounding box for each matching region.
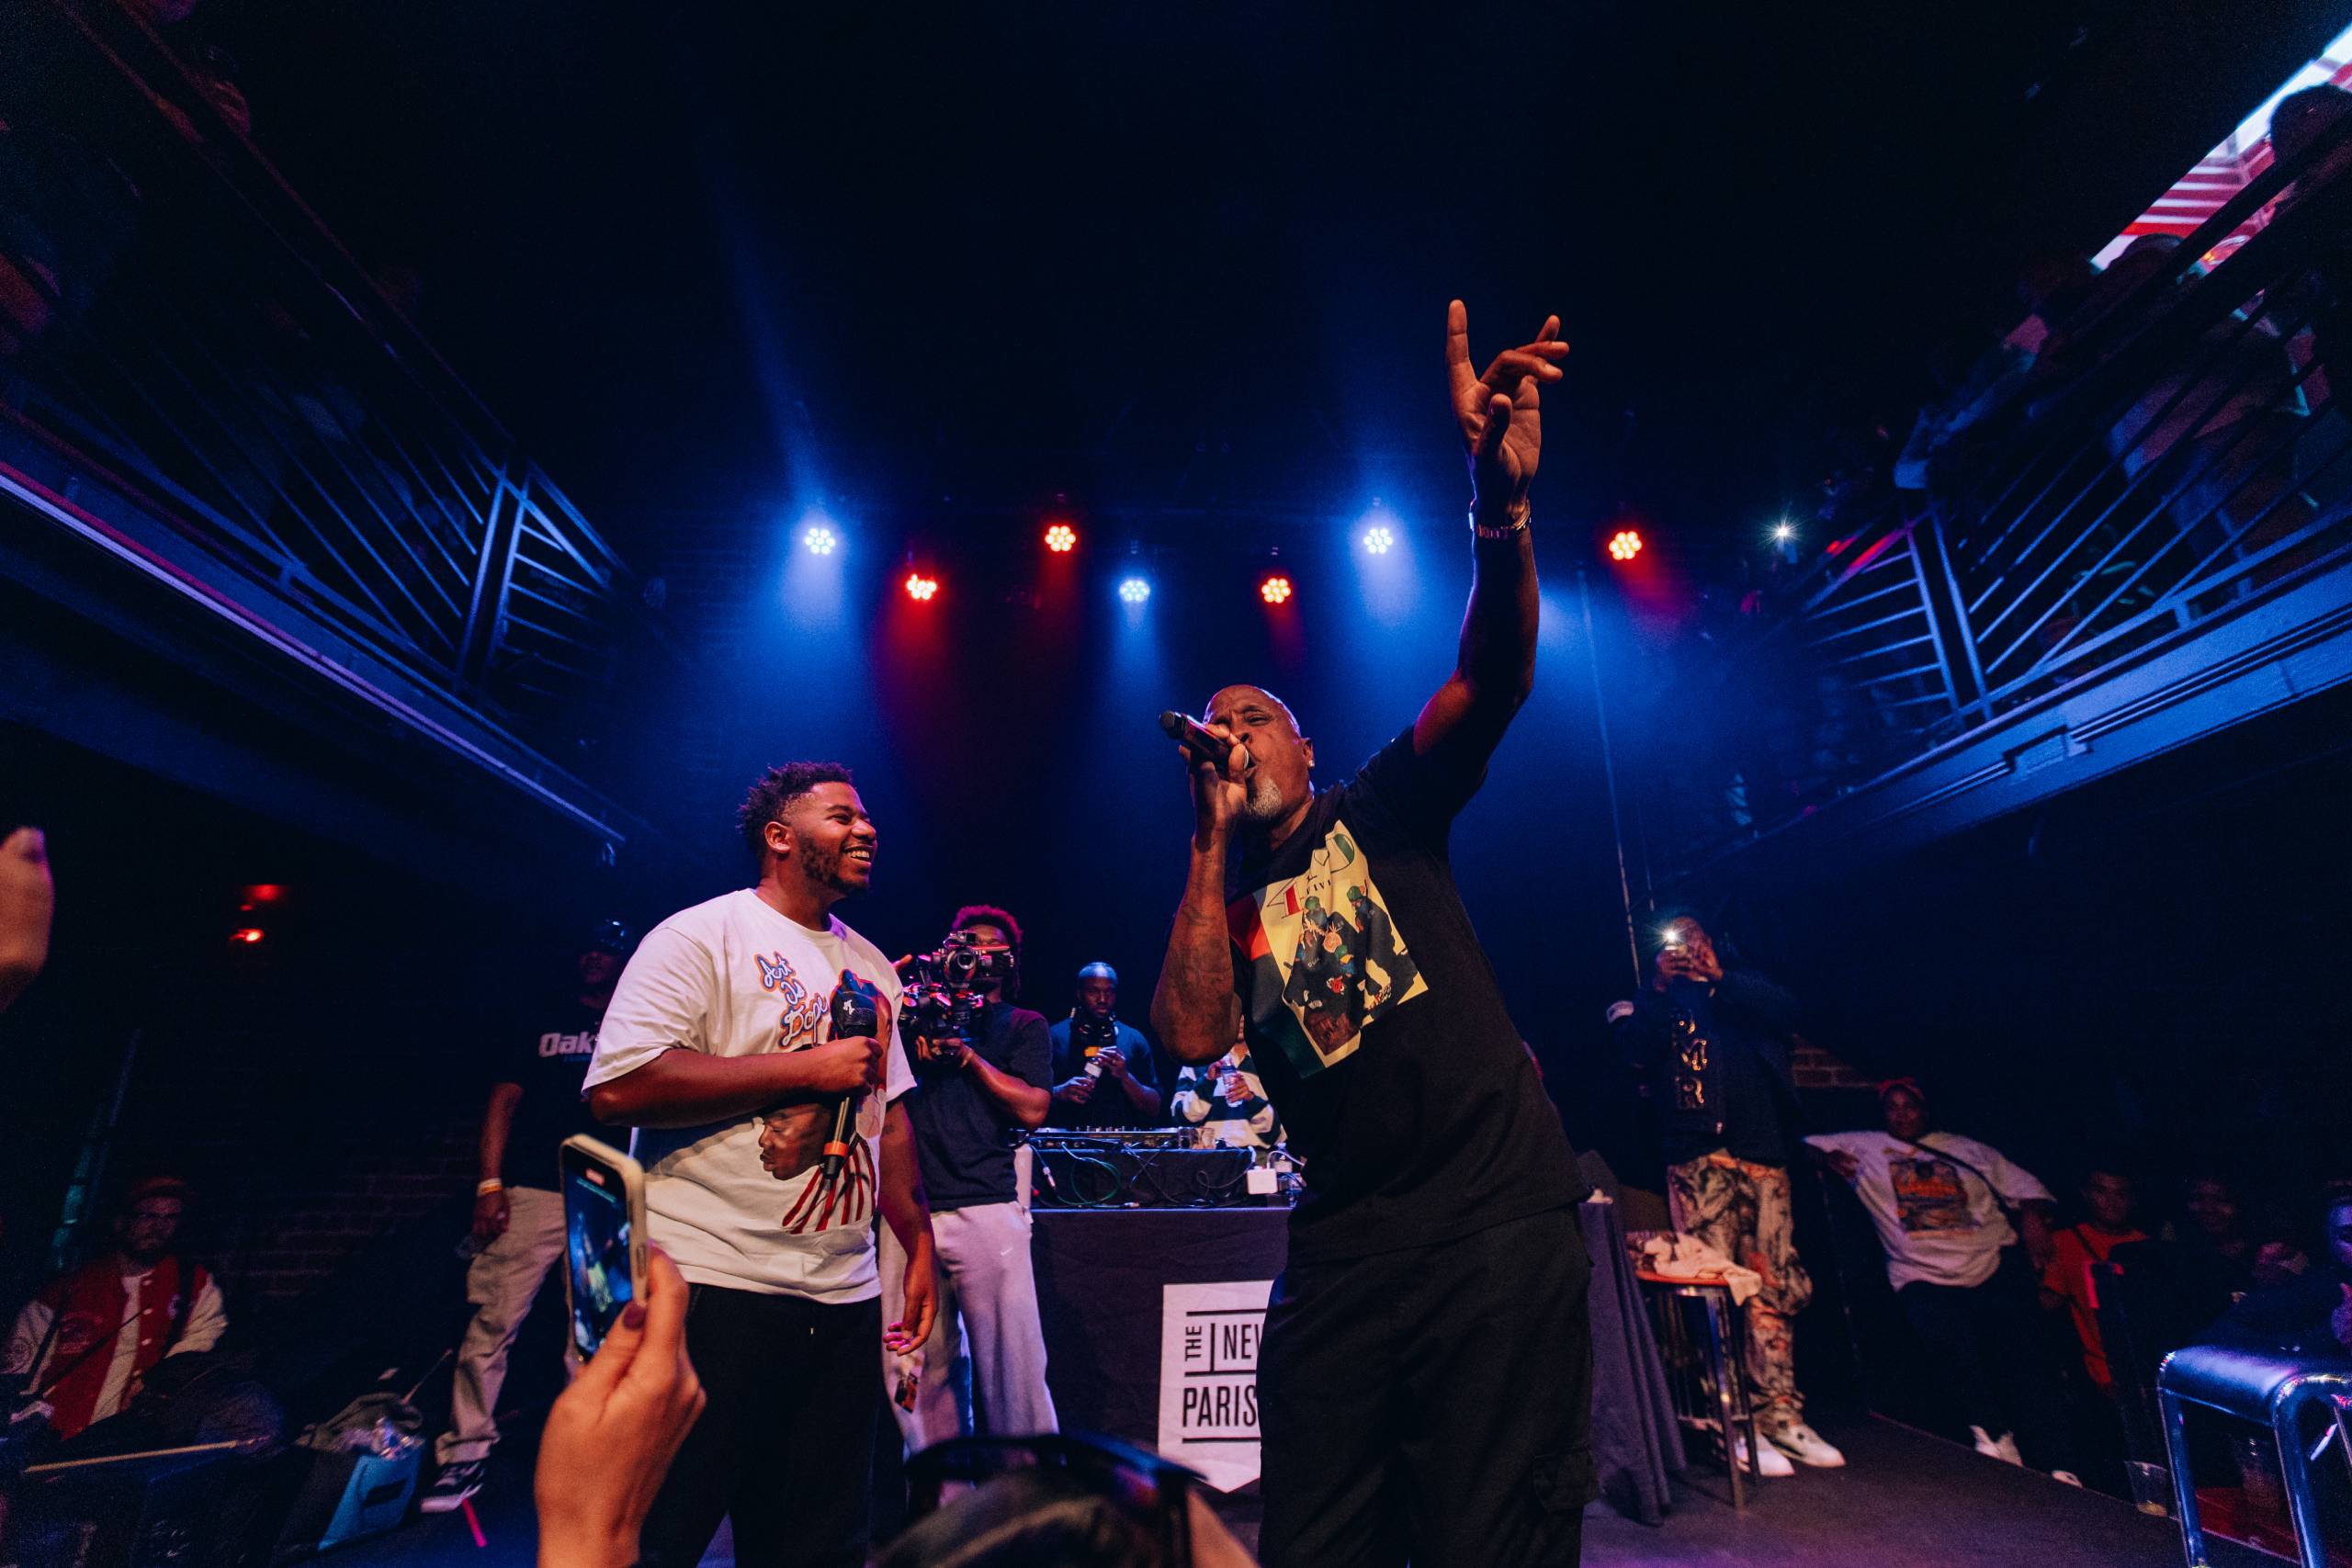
[586,919,634,955]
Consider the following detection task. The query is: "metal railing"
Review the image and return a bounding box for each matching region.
[0,0,646,734]
[1656,110,2352,876]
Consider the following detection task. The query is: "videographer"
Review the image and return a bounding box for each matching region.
[1151,300,1591,1568]
[1046,962,1163,1128]
[882,906,1058,1450]
[582,761,935,1568]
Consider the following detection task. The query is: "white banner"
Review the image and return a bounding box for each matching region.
[1157,1279,1274,1492]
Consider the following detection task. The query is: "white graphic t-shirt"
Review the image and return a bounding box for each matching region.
[585,889,913,1302]
[1804,1129,2053,1291]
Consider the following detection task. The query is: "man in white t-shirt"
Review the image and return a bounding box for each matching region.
[1806,1080,2076,1480]
[584,761,937,1568]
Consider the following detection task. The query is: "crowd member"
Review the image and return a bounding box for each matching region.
[1807,1083,2080,1481]
[1170,1035,1281,1151]
[1046,961,1163,1128]
[882,905,1058,1450]
[1609,913,1841,1472]
[2270,85,2352,403]
[2040,1165,2147,1395]
[1154,300,1592,1568]
[582,761,936,1568]
[3,1177,225,1441]
[2210,1183,2352,1359]
[2153,1171,2268,1309]
[419,921,635,1514]
[0,825,50,1014]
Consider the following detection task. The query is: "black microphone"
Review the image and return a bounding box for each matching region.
[1159,710,1248,772]
[822,978,879,1182]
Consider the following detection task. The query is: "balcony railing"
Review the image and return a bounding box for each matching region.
[0,0,647,741]
[1652,111,2352,878]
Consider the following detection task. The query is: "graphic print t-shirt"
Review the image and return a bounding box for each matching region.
[585,889,914,1302]
[496,997,607,1189]
[1227,727,1583,1262]
[1804,1129,2054,1290]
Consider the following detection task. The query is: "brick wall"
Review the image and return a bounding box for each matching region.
[1790,1036,1873,1092]
[86,979,496,1308]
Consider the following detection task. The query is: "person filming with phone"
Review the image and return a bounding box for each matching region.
[582,761,936,1568]
[1606,912,1844,1474]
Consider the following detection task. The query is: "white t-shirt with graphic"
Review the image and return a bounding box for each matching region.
[584,889,914,1303]
[1804,1129,2053,1291]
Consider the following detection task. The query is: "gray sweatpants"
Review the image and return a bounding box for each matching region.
[435,1184,565,1465]
[878,1190,1057,1450]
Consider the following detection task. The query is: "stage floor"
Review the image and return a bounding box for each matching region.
[332,1413,2264,1567]
[1582,1413,2267,1568]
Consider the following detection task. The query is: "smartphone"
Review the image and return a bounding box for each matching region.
[559,1134,649,1359]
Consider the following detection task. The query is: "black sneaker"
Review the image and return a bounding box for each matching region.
[418,1460,485,1515]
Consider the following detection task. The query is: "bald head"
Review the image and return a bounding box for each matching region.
[1202,684,1316,832]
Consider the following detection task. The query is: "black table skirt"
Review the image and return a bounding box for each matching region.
[1028,1198,1679,1520]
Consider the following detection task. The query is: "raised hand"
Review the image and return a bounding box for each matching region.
[1445,300,1566,513]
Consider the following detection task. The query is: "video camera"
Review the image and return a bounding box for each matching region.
[896,929,1018,1049]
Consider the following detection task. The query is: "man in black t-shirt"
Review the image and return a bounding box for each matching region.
[420,921,632,1515]
[880,905,1058,1450]
[1154,301,1591,1568]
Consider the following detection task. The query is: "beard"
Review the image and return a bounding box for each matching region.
[797,838,867,895]
[1240,770,1292,824]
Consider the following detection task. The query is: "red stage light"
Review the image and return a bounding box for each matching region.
[1260,574,1294,605]
[230,927,266,945]
[1044,523,1078,554]
[903,572,940,603]
[1607,529,1645,562]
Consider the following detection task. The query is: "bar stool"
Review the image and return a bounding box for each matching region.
[1634,1269,1767,1508]
[2157,1343,2352,1567]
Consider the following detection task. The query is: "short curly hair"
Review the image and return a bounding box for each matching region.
[737,761,854,861]
[951,903,1024,958]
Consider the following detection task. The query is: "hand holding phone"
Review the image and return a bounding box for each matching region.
[535,1246,704,1568]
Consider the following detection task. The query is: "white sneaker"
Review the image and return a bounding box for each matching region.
[1736,1433,1797,1477]
[2049,1470,2084,1487]
[1767,1423,1848,1469]
[1970,1425,2025,1465]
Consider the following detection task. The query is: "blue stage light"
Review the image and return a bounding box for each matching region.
[1363,525,1395,556]
[1118,577,1152,604]
[803,524,837,556]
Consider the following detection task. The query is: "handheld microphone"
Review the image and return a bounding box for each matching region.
[822,976,880,1182]
[1159,711,1248,772]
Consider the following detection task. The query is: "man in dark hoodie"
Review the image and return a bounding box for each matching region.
[1611,913,1840,1472]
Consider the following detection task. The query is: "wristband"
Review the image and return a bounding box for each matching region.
[1470,497,1531,539]
[475,1179,504,1196]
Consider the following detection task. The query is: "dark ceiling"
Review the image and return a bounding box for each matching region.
[205,0,2347,561]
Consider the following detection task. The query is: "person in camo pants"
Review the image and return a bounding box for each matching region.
[1611,913,1842,1474]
